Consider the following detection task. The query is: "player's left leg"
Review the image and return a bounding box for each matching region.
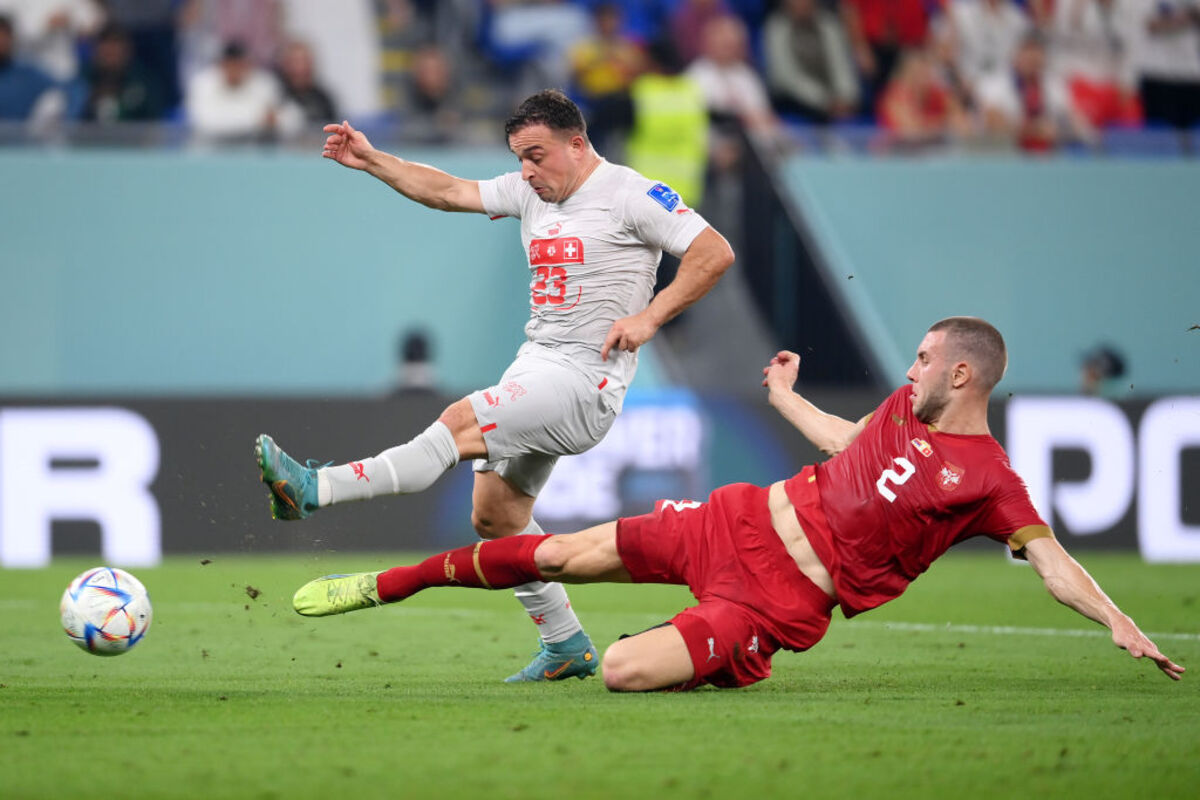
[291,523,627,616]
[470,469,598,682]
[600,624,695,692]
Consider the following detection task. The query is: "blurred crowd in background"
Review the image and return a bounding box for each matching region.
[1,0,1199,155]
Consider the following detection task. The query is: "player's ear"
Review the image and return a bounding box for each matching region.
[951,361,971,389]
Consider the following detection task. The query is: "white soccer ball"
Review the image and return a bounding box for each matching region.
[60,567,153,656]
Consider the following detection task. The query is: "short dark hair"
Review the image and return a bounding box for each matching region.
[0,15,12,37]
[504,89,587,140]
[929,316,1008,391]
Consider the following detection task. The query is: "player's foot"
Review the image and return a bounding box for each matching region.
[255,434,322,520]
[504,630,598,683]
[292,572,384,616]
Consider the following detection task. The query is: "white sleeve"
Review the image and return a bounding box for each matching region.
[477,171,527,220]
[622,179,712,258]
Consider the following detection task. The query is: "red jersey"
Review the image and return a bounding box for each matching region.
[844,0,930,47]
[784,386,1050,617]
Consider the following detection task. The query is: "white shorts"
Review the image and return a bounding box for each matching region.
[467,345,619,497]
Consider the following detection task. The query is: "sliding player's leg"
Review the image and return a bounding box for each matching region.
[254,397,483,520]
[290,522,628,617]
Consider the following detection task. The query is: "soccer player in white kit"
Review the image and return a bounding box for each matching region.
[256,90,735,682]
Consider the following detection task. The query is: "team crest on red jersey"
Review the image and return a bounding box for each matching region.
[911,438,933,458]
[938,462,965,491]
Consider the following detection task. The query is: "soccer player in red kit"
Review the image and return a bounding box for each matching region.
[291,317,1184,690]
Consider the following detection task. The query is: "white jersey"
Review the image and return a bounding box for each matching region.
[477,159,710,404]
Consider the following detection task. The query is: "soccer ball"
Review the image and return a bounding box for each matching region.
[60,567,153,656]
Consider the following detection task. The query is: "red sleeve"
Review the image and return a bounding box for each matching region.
[976,463,1052,555]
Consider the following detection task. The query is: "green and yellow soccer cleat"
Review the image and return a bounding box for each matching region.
[293,572,384,617]
[255,434,322,521]
[504,630,599,683]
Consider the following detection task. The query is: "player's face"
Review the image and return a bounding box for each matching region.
[508,124,585,204]
[907,332,953,425]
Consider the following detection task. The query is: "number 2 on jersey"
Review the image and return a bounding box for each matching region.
[876,456,916,502]
[531,266,568,305]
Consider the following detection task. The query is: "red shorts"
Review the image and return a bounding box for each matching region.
[616,483,836,690]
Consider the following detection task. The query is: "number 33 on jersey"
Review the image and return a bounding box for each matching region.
[529,235,584,308]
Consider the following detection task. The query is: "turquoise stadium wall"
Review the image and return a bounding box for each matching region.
[781,158,1200,395]
[2,151,1197,395]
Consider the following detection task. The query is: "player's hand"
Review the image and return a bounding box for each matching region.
[762,350,801,392]
[601,312,658,361]
[322,120,375,170]
[1112,617,1185,681]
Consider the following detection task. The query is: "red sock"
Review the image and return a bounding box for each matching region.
[376,534,550,602]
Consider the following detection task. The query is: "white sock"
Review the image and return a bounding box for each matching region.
[511,518,584,644]
[317,421,459,506]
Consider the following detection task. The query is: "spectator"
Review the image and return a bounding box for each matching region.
[483,0,591,97]
[763,0,859,123]
[390,329,438,396]
[670,0,731,66]
[405,43,461,144]
[186,40,282,144]
[0,0,103,82]
[278,0,381,118]
[78,23,165,122]
[686,14,778,134]
[626,41,710,207]
[1129,0,1200,136]
[1079,343,1127,395]
[0,13,63,123]
[179,0,282,88]
[275,38,335,130]
[878,48,970,148]
[976,32,1094,152]
[100,0,183,111]
[840,0,932,114]
[1047,0,1142,127]
[569,2,646,155]
[941,0,1032,97]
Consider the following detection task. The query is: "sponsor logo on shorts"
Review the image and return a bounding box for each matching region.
[503,381,527,402]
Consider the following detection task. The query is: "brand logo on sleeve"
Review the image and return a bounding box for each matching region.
[647,183,682,212]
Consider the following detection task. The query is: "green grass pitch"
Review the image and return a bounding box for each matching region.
[2,552,1198,799]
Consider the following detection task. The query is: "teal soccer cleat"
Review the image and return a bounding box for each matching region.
[505,630,599,683]
[255,434,322,521]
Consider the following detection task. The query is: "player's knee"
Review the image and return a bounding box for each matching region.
[470,509,508,539]
[600,641,644,692]
[532,535,571,577]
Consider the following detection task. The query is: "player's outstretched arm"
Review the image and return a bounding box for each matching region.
[1023,537,1185,680]
[600,227,734,361]
[321,120,484,213]
[762,351,866,456]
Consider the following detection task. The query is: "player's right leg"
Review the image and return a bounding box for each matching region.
[255,397,484,520]
[292,523,628,616]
